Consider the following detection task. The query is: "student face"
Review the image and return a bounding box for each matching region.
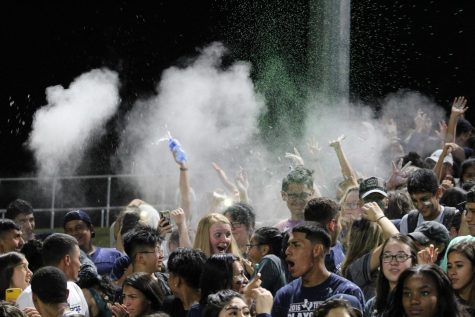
[0,229,24,253]
[247,236,265,264]
[232,260,248,293]
[402,273,438,317]
[282,183,314,218]
[65,245,82,281]
[209,223,232,254]
[122,285,149,317]
[224,213,250,250]
[218,297,251,317]
[11,258,32,290]
[382,239,413,286]
[64,220,92,249]
[342,190,362,221]
[15,213,35,241]
[465,202,475,236]
[410,192,440,220]
[285,232,317,278]
[462,165,475,184]
[447,251,475,294]
[137,243,164,274]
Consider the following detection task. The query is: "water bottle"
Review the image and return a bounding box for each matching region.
[168,138,187,162]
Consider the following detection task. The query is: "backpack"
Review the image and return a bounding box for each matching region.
[406,206,460,233]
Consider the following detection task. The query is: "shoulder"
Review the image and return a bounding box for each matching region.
[275,278,301,297]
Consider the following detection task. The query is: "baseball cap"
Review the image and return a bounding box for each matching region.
[63,209,92,227]
[359,177,387,199]
[408,221,450,245]
[426,149,453,166]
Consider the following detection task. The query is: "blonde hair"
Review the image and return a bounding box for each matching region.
[193,213,241,258]
[341,219,384,277]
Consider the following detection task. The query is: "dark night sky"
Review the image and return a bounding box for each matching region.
[3,0,475,178]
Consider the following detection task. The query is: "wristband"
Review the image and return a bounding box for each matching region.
[376,215,387,222]
[180,167,188,171]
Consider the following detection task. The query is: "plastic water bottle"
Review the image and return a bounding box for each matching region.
[168,138,187,162]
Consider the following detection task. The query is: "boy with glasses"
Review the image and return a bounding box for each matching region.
[275,166,316,232]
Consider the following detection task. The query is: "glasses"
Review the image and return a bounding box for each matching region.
[286,192,312,200]
[343,203,359,209]
[246,243,262,249]
[231,222,244,230]
[138,246,163,255]
[382,253,411,263]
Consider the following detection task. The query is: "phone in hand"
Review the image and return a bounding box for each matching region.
[159,210,171,224]
[5,288,22,302]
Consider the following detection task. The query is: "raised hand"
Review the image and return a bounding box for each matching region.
[386,158,411,190]
[451,96,468,116]
[285,147,304,166]
[329,135,346,149]
[307,136,322,159]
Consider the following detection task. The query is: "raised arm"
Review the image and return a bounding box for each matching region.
[212,162,239,198]
[169,137,192,218]
[329,135,358,190]
[433,142,460,182]
[170,208,193,248]
[445,96,468,143]
[361,202,399,272]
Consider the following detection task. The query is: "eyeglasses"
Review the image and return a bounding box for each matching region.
[246,243,262,249]
[343,203,359,209]
[138,246,163,255]
[286,192,312,200]
[231,222,244,230]
[382,253,411,263]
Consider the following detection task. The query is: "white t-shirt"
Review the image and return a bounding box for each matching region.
[16,281,89,317]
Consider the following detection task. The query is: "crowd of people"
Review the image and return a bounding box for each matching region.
[1,97,475,317]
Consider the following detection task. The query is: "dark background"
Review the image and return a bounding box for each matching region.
[3,0,475,178]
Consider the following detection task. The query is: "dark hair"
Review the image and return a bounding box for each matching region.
[199,254,239,305]
[0,303,26,317]
[292,223,331,252]
[460,158,475,185]
[282,166,314,192]
[313,298,359,317]
[167,248,207,290]
[447,240,475,305]
[304,197,340,225]
[0,252,26,300]
[385,191,412,219]
[253,227,283,258]
[223,203,256,233]
[374,234,417,314]
[0,219,21,235]
[41,233,78,266]
[120,210,141,237]
[123,225,161,262]
[5,199,33,220]
[402,152,427,169]
[202,289,244,317]
[123,272,164,312]
[31,266,69,304]
[407,168,439,195]
[384,264,465,317]
[440,187,467,212]
[20,239,43,273]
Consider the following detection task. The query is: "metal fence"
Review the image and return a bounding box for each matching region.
[0,174,174,229]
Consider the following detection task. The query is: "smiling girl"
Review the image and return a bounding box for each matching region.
[193,213,241,257]
[447,240,475,313]
[0,252,32,302]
